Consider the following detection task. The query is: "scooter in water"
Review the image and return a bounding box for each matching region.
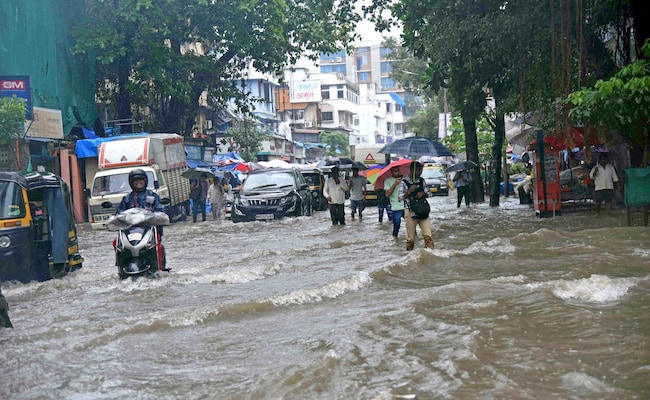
[106,207,171,280]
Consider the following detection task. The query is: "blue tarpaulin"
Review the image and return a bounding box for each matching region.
[389,92,406,107]
[74,133,150,158]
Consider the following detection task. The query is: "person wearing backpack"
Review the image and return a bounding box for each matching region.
[399,161,433,250]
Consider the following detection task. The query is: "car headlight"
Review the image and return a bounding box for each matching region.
[0,235,11,248]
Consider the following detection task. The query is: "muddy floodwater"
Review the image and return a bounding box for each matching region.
[1,195,649,399]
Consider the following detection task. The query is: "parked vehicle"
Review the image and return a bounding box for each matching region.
[0,171,83,283]
[232,168,313,222]
[86,134,191,230]
[364,180,378,206]
[421,165,449,196]
[299,168,328,211]
[106,206,170,281]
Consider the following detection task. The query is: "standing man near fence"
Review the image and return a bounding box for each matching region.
[589,154,619,215]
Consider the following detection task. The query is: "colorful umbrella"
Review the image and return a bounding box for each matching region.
[373,159,422,191]
[362,164,384,184]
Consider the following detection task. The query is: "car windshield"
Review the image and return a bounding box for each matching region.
[422,168,445,179]
[92,172,155,196]
[243,171,295,190]
[0,180,26,219]
[302,173,320,186]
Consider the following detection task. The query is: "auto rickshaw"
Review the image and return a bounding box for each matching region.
[0,171,83,283]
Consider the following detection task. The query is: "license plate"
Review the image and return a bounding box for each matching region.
[96,214,112,222]
[429,188,438,193]
[255,214,274,220]
[127,232,142,241]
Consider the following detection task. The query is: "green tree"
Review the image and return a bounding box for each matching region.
[226,117,267,162]
[0,96,26,170]
[0,96,25,145]
[72,0,360,135]
[319,132,349,157]
[568,39,650,167]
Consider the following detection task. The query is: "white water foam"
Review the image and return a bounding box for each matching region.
[267,271,372,306]
[550,274,639,304]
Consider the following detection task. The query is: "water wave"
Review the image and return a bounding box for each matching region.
[267,271,372,306]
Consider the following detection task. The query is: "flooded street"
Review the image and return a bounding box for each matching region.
[1,195,649,399]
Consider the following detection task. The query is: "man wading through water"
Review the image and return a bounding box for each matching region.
[399,161,434,250]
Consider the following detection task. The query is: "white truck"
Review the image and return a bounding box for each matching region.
[87,134,191,230]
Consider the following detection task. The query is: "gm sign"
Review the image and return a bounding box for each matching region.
[0,75,33,120]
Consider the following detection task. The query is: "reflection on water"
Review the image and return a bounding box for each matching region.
[1,195,648,399]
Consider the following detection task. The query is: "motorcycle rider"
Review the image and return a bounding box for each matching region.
[117,169,168,269]
[118,169,164,213]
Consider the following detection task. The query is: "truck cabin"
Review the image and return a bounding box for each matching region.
[92,170,157,196]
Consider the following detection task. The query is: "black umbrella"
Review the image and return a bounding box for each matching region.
[337,161,369,171]
[445,160,478,173]
[379,136,454,158]
[325,156,355,166]
[181,167,215,180]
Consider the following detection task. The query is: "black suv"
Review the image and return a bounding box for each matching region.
[232,168,313,223]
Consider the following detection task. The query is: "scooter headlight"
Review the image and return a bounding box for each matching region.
[0,235,11,248]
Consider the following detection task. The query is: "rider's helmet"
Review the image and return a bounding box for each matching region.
[128,168,148,190]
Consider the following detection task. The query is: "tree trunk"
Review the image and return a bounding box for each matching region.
[461,108,484,203]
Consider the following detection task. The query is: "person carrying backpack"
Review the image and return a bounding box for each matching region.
[398,161,433,250]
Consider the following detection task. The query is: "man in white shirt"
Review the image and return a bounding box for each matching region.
[589,154,619,214]
[323,167,348,225]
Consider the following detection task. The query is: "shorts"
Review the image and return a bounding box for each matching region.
[594,189,614,204]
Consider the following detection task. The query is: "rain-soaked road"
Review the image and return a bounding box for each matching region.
[1,195,649,399]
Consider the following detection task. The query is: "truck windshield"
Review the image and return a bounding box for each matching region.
[92,172,155,196]
[0,181,26,219]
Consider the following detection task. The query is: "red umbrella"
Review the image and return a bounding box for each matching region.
[373,158,421,190]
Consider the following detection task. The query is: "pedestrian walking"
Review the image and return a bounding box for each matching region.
[190,173,209,222]
[323,166,348,225]
[399,161,433,250]
[347,167,367,221]
[208,177,225,221]
[453,170,472,208]
[383,166,404,238]
[589,154,620,215]
[376,187,392,223]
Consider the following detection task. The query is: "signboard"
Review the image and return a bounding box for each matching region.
[364,153,376,164]
[0,75,33,120]
[290,80,321,103]
[25,106,64,139]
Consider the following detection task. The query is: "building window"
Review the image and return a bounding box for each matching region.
[380,47,393,58]
[387,122,392,132]
[381,77,395,90]
[357,71,370,82]
[320,64,347,74]
[353,116,359,126]
[395,104,402,112]
[380,62,393,74]
[322,111,334,121]
[337,85,344,99]
[386,102,391,112]
[322,88,330,99]
[395,123,403,134]
[320,50,346,63]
